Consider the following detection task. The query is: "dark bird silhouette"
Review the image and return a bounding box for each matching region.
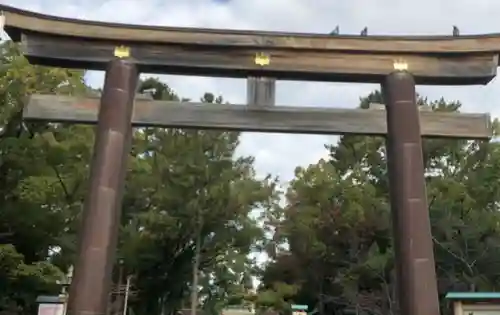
[453,25,460,36]
[330,25,340,35]
[360,27,368,36]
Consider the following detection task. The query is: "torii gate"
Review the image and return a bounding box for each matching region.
[0,5,495,315]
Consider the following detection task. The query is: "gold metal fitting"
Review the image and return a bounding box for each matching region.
[254,52,270,66]
[393,58,408,71]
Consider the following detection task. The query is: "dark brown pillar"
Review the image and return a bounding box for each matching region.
[67,59,138,315]
[383,71,440,315]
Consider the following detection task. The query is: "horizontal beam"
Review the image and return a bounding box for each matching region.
[24,94,492,139]
[369,103,432,111]
[3,4,500,54]
[19,32,498,85]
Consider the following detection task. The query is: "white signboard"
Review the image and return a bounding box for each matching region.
[38,304,64,315]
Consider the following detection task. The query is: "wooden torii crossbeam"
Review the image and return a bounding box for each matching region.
[1,5,497,315]
[24,94,491,139]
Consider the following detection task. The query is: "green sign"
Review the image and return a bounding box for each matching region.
[291,305,308,311]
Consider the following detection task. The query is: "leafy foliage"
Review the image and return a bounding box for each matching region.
[0,41,89,314]
[120,80,277,315]
[259,92,500,315]
[0,44,276,315]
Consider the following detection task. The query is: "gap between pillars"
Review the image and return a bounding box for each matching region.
[66,58,139,315]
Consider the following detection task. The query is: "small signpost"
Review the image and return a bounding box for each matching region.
[221,305,255,315]
[291,304,308,315]
[36,295,65,315]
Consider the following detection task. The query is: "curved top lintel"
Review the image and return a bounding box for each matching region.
[2,4,500,54]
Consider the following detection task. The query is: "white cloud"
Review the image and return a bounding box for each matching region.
[4,0,500,183]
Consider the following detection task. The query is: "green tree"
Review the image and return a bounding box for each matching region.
[260,91,500,315]
[117,77,277,315]
[0,41,89,314]
[0,42,274,315]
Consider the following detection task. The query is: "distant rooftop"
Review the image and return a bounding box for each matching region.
[446,292,500,301]
[35,295,66,304]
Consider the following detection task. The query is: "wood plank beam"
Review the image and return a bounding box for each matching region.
[24,94,492,139]
[4,4,500,54]
[369,103,432,111]
[19,33,498,85]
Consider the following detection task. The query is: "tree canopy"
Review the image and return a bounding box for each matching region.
[258,92,500,315]
[0,42,276,315]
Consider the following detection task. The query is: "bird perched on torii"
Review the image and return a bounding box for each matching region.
[330,25,340,35]
[328,26,368,36]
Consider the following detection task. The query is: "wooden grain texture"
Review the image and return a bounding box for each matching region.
[247,77,276,107]
[24,94,492,139]
[3,4,500,54]
[369,103,432,111]
[88,92,153,100]
[20,33,499,85]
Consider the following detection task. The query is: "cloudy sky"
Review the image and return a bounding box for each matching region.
[3,0,500,184]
